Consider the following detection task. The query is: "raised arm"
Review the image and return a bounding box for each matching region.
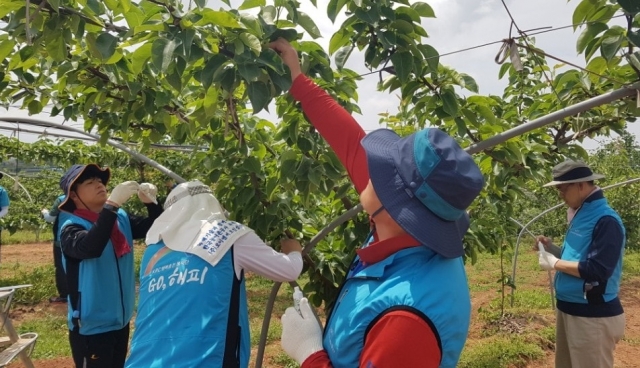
[270,39,370,193]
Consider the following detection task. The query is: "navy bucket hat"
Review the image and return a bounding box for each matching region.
[361,128,484,258]
[58,164,111,212]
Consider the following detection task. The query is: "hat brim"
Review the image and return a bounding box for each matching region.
[542,173,605,187]
[362,129,469,259]
[59,164,111,212]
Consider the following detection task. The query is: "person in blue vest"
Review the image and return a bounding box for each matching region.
[41,194,68,303]
[125,180,303,368]
[0,173,10,245]
[536,160,625,368]
[57,164,163,368]
[271,38,485,368]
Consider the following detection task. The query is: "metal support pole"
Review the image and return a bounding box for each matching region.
[0,118,186,183]
[466,83,640,154]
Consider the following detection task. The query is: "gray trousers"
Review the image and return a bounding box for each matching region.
[555,309,625,368]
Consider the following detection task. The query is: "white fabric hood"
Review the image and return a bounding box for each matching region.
[146,180,252,267]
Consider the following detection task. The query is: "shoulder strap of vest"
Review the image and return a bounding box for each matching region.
[222,246,242,368]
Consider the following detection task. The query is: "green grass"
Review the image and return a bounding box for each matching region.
[1,229,53,244]
[458,336,544,368]
[16,314,71,360]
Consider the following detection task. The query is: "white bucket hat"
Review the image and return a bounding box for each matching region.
[146,180,252,267]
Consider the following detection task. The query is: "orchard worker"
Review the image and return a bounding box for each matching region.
[270,38,484,368]
[536,159,625,368]
[0,173,10,245]
[57,164,162,368]
[125,180,303,368]
[41,194,68,303]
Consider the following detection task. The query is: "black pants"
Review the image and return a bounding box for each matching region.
[69,324,130,368]
[53,245,68,297]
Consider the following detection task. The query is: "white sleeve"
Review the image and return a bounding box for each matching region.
[233,231,303,281]
[0,206,8,219]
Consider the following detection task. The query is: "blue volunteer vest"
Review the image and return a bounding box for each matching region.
[324,246,471,368]
[555,197,625,304]
[125,241,249,368]
[59,210,135,335]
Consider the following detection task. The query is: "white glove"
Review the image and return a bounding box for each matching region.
[138,183,158,204]
[281,298,324,365]
[538,249,559,271]
[107,181,140,206]
[41,209,49,216]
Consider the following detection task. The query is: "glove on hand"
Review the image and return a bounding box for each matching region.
[281,298,324,365]
[138,183,158,204]
[107,181,139,206]
[538,249,559,271]
[41,209,49,216]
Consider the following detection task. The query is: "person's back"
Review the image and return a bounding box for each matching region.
[126,181,303,368]
[127,241,247,368]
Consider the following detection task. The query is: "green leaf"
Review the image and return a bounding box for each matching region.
[572,0,595,29]
[441,89,459,117]
[237,63,262,82]
[95,32,118,60]
[194,0,206,9]
[617,0,640,14]
[411,2,435,17]
[48,0,60,12]
[335,45,354,70]
[151,38,179,73]
[390,20,414,34]
[239,0,265,10]
[131,43,152,75]
[327,0,348,23]
[28,100,43,115]
[239,33,261,55]
[242,156,262,173]
[267,67,291,91]
[576,22,608,54]
[45,31,66,62]
[0,40,15,61]
[417,44,439,73]
[390,51,413,83]
[268,28,298,42]
[165,69,182,92]
[586,56,607,75]
[197,9,241,28]
[297,12,322,39]
[454,117,466,137]
[460,74,478,93]
[200,54,228,90]
[628,30,640,48]
[203,85,219,116]
[329,29,351,55]
[247,81,270,114]
[355,7,380,24]
[600,34,623,62]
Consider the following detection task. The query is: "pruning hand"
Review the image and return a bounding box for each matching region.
[269,38,302,81]
[107,181,139,207]
[281,298,324,365]
[538,249,559,271]
[138,183,158,204]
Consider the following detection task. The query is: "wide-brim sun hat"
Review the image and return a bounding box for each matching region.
[58,164,111,212]
[362,128,484,258]
[543,159,604,187]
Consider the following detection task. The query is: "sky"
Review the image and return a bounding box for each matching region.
[0,0,633,149]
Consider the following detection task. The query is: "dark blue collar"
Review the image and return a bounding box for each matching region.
[584,189,604,203]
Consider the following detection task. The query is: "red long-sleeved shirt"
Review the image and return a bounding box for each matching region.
[290,75,442,368]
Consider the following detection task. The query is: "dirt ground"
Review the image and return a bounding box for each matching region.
[2,243,640,368]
